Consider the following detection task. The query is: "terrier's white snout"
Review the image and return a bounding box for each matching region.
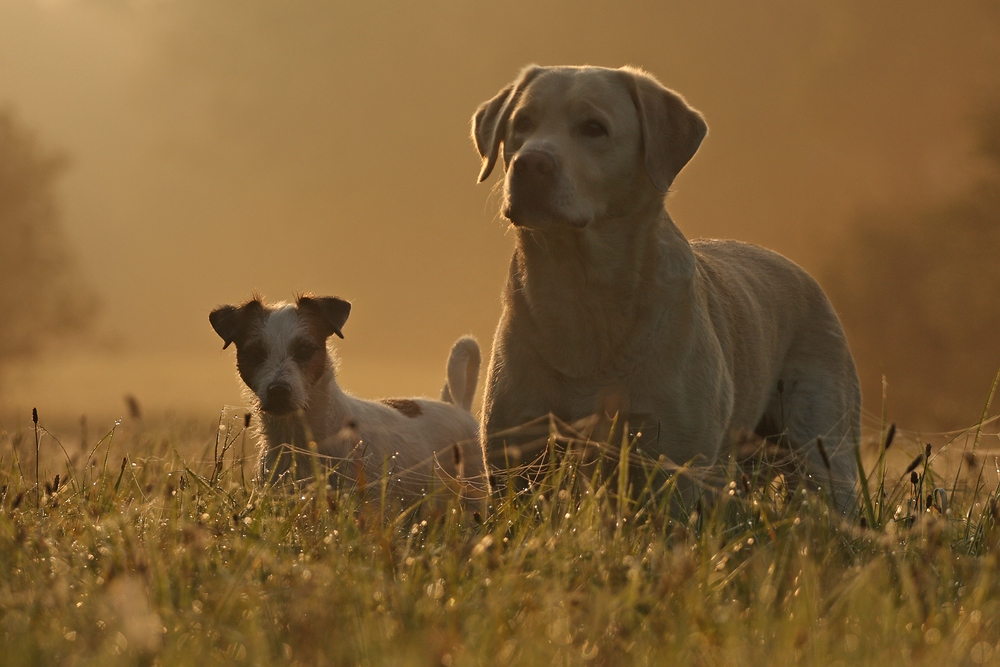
[262,382,294,415]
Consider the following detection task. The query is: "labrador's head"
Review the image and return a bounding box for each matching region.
[472,66,706,230]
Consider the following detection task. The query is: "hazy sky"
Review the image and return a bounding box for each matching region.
[1,0,998,419]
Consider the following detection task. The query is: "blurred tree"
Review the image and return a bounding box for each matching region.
[827,102,1000,430]
[0,107,97,383]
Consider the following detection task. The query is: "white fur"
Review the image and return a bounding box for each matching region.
[213,298,486,506]
[247,305,312,411]
[441,335,482,411]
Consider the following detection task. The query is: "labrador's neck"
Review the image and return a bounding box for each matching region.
[508,207,696,378]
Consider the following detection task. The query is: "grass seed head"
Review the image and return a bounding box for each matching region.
[904,453,925,475]
[125,394,142,420]
[883,423,896,451]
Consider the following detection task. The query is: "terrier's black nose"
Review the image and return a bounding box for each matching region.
[263,383,294,414]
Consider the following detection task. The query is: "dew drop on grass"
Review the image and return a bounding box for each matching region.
[426,579,445,599]
[971,641,993,664]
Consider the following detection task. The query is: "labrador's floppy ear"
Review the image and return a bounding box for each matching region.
[471,65,543,183]
[624,67,707,193]
[209,297,264,350]
[297,296,351,339]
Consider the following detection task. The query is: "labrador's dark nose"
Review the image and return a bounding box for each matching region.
[506,150,557,224]
[262,383,294,414]
[511,150,555,185]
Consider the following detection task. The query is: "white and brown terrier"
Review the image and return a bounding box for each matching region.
[209,294,485,504]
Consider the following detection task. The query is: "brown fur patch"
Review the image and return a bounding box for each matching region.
[232,304,270,388]
[296,303,334,343]
[381,398,423,418]
[291,337,328,384]
[296,295,350,339]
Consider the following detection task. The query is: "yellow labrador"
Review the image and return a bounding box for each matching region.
[471,65,860,510]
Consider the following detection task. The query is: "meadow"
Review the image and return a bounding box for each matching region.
[2,396,1000,667]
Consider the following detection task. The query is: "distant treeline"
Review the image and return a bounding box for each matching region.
[827,102,1000,430]
[0,108,96,386]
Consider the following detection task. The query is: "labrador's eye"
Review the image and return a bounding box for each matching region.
[580,119,609,138]
[511,115,533,134]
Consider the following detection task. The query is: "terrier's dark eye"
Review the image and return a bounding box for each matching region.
[237,343,265,368]
[580,119,609,138]
[292,340,320,363]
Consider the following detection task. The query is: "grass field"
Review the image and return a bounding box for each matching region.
[2,405,1000,667]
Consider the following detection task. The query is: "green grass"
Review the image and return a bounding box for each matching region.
[2,409,1000,666]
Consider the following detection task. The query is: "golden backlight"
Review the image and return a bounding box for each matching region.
[1,1,998,429]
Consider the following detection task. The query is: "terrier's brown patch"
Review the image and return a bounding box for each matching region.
[381,398,423,418]
[290,336,329,384]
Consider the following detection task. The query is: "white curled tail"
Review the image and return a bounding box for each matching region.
[441,336,481,412]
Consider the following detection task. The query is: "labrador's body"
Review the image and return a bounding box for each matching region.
[472,66,860,509]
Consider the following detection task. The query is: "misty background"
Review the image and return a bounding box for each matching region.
[1,0,998,431]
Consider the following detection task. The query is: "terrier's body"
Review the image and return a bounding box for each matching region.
[210,295,484,504]
[472,65,860,510]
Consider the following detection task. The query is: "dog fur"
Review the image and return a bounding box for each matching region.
[209,294,484,505]
[471,65,860,510]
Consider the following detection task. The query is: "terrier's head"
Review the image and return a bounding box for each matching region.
[209,295,352,415]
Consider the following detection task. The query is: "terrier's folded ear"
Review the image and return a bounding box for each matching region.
[297,296,352,339]
[209,306,239,349]
[209,297,264,349]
